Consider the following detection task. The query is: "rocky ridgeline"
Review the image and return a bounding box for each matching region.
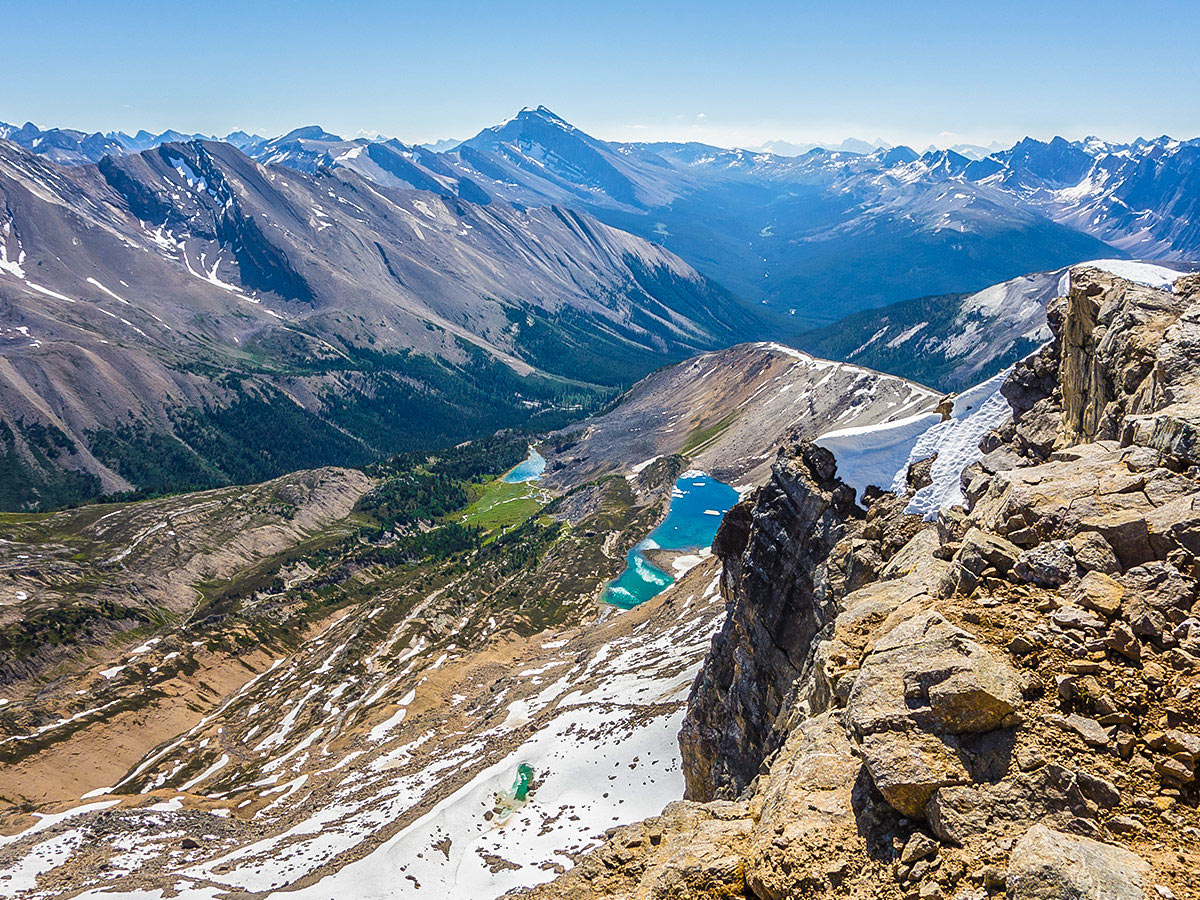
[511,268,1200,900]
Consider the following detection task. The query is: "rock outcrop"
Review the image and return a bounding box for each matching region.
[845,608,1023,817]
[680,442,858,800]
[512,268,1200,900]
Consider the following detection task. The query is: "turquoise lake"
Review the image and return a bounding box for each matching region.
[603,473,739,609]
[503,447,546,483]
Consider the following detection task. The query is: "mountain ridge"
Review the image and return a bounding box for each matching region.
[0,135,760,508]
[9,109,1199,322]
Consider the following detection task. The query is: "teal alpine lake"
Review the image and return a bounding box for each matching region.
[503,447,546,483]
[603,472,739,609]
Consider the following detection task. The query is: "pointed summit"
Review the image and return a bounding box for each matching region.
[522,105,569,124]
[475,106,575,142]
[276,125,343,143]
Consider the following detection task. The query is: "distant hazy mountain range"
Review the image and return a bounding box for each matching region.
[6,110,1198,322]
[749,137,1006,160]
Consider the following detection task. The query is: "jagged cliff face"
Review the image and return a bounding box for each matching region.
[679,444,937,803]
[513,268,1200,900]
[679,444,857,800]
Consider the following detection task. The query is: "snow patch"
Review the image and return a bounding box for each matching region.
[814,411,944,502]
[1075,259,1184,292]
[815,367,1015,521]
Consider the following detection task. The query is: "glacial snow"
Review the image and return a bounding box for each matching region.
[815,367,1014,521]
[813,411,944,502]
[898,368,1013,519]
[1074,259,1186,292]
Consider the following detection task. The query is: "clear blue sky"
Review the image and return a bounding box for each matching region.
[8,0,1198,148]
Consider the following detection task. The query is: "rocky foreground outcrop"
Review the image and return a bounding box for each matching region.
[510,268,1200,900]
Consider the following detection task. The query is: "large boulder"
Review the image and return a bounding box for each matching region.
[1006,824,1149,899]
[849,610,1022,735]
[925,764,1113,846]
[958,528,1021,576]
[854,730,973,818]
[1121,561,1197,643]
[846,610,1022,816]
[952,527,1022,593]
[1015,540,1077,587]
[745,713,869,899]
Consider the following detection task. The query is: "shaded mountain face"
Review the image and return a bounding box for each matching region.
[453,106,685,210]
[223,110,1199,325]
[0,137,757,508]
[795,259,1199,391]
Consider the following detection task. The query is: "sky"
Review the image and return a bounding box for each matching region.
[7,0,1199,150]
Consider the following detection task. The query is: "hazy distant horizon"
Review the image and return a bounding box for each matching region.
[4,108,1197,160]
[9,0,1198,151]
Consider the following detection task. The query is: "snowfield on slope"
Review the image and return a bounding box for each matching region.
[816,367,1013,520]
[0,557,728,900]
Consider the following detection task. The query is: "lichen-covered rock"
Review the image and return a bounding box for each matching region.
[1006,824,1150,899]
[925,764,1110,846]
[1121,561,1197,643]
[907,454,937,491]
[1070,530,1122,575]
[1015,540,1077,586]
